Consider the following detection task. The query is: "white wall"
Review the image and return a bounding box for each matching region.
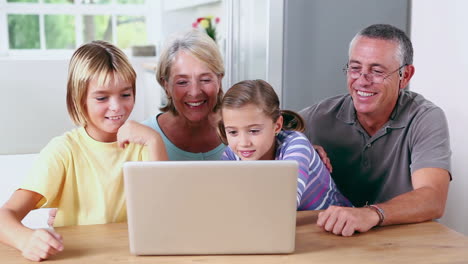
[0,59,73,154]
[0,154,51,229]
[411,0,468,235]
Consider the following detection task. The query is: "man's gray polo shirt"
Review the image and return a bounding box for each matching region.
[300,90,451,206]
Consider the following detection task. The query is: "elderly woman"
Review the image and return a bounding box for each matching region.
[142,30,225,160]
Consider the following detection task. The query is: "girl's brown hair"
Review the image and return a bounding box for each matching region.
[217,79,304,144]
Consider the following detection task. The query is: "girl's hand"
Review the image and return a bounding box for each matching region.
[313,145,333,173]
[20,228,63,262]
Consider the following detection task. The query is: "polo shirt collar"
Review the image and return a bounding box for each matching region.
[336,92,408,129]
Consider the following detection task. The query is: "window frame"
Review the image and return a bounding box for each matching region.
[0,0,160,58]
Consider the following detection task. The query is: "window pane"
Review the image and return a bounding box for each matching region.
[44,0,73,3]
[7,0,38,2]
[8,14,40,49]
[81,0,111,4]
[117,15,147,49]
[45,15,76,49]
[83,15,113,43]
[117,0,145,4]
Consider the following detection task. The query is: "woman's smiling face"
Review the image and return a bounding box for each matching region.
[166,51,221,123]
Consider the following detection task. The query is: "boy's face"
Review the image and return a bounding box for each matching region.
[222,104,282,161]
[85,74,134,142]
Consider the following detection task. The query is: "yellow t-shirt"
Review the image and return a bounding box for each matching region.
[21,127,148,227]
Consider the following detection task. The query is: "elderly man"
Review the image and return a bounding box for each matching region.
[300,24,451,236]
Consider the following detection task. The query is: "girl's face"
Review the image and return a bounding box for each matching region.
[166,51,221,122]
[222,104,282,160]
[85,74,134,142]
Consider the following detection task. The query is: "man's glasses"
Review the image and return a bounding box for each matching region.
[343,64,407,84]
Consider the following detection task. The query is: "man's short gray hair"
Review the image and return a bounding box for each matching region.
[349,24,413,66]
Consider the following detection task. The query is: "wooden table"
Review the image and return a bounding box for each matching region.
[1,211,468,263]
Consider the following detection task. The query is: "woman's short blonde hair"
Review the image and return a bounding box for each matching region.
[66,40,136,126]
[157,30,225,114]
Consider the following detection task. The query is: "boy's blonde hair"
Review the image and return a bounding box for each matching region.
[66,40,136,126]
[157,29,225,115]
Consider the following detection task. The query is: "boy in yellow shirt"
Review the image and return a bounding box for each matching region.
[0,41,167,261]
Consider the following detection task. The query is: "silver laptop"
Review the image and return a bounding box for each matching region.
[123,160,298,255]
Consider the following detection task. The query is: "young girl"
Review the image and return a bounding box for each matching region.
[218,79,352,210]
[0,41,167,261]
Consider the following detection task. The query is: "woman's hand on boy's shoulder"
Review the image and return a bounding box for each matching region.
[117,120,158,148]
[117,120,168,161]
[117,120,160,148]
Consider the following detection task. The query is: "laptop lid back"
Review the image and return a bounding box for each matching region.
[124,160,297,255]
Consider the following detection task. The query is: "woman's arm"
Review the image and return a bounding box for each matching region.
[0,189,63,261]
